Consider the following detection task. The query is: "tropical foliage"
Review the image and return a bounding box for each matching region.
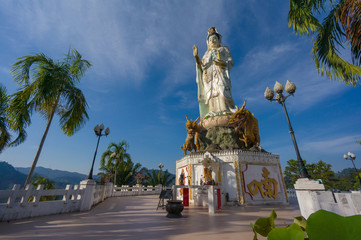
[145,168,175,186]
[30,175,55,201]
[7,49,91,185]
[251,209,361,240]
[31,175,55,189]
[284,159,361,190]
[0,84,24,153]
[288,0,361,86]
[100,141,131,186]
[0,84,11,153]
[332,168,361,190]
[284,159,335,188]
[99,141,145,186]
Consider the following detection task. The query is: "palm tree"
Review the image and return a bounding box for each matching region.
[288,0,361,86]
[118,160,145,186]
[31,175,55,189]
[145,169,175,187]
[0,84,25,153]
[7,49,91,186]
[100,141,131,186]
[30,175,55,201]
[0,85,11,153]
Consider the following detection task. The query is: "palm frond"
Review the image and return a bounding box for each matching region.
[289,0,361,85]
[0,85,11,152]
[312,3,361,85]
[67,49,91,81]
[98,141,139,186]
[59,85,89,136]
[338,0,361,65]
[288,0,325,35]
[11,54,54,86]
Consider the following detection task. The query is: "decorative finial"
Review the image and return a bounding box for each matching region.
[208,27,216,35]
[207,27,222,42]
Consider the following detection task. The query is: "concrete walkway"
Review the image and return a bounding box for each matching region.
[0,196,300,240]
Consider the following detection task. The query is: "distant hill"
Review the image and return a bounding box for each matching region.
[335,168,360,178]
[0,162,27,190]
[16,166,88,188]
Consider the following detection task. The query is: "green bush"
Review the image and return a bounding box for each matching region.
[250,209,361,240]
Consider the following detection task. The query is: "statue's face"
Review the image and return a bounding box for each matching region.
[208,34,220,49]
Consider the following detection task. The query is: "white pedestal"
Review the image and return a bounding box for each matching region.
[294,178,325,219]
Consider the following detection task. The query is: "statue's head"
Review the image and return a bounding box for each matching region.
[207,27,222,49]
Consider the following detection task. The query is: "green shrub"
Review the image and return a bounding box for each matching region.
[250,209,361,240]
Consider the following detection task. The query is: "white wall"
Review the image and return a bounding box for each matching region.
[0,181,161,222]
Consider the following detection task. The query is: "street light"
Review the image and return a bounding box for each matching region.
[158,163,164,185]
[343,152,361,188]
[264,80,310,178]
[87,124,110,180]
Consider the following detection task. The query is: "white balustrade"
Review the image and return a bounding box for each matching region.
[286,188,297,199]
[112,184,162,197]
[0,182,163,222]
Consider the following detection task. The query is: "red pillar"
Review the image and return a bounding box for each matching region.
[217,189,221,210]
[183,188,189,207]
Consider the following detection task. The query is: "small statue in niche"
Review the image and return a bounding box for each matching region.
[202,156,216,185]
[179,169,185,196]
[228,100,260,148]
[181,115,200,155]
[204,168,215,185]
[179,170,185,185]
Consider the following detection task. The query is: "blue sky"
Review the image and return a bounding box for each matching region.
[0,0,360,175]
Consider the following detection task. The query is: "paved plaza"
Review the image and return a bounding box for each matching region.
[0,195,300,240]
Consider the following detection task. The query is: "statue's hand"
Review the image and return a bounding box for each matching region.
[193,45,198,57]
[193,45,202,66]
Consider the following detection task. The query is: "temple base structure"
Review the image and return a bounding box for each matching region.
[175,150,288,205]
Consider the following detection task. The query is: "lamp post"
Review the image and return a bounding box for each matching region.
[343,152,361,188]
[87,124,110,180]
[264,80,310,178]
[158,163,164,185]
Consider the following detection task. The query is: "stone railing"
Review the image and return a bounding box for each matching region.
[93,182,113,205]
[286,188,297,199]
[0,181,165,222]
[112,185,162,197]
[294,178,361,218]
[0,179,112,222]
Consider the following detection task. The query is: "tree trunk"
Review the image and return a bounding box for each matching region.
[114,162,117,187]
[24,94,60,186]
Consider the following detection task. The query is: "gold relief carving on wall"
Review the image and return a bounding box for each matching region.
[247,167,278,199]
[188,164,193,200]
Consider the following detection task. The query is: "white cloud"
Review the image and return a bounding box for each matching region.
[0,1,233,89]
[302,135,361,154]
[231,42,350,112]
[238,43,298,75]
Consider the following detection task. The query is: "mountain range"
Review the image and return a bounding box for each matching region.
[0,162,27,190]
[16,166,88,188]
[0,161,88,189]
